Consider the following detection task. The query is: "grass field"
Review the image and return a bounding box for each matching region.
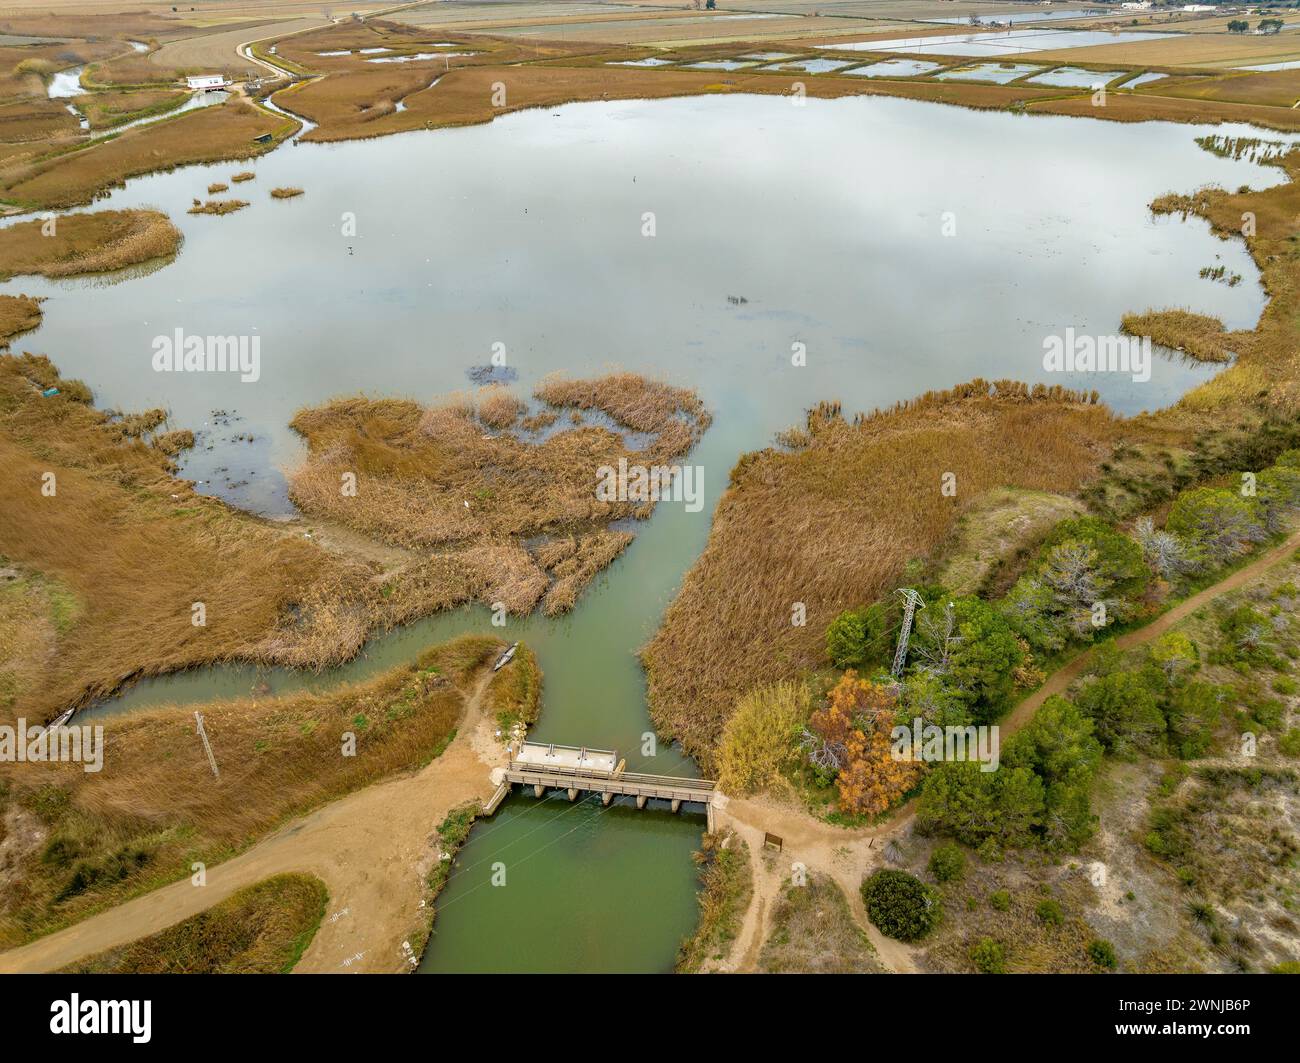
[58,873,328,973]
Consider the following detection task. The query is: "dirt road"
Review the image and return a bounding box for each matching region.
[0,668,503,974]
[714,525,1300,972]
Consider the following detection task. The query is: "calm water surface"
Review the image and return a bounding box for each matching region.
[9,94,1288,971]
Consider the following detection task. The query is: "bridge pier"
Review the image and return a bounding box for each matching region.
[635,795,647,810]
[670,799,681,814]
[601,791,613,807]
[533,784,544,799]
[567,788,579,802]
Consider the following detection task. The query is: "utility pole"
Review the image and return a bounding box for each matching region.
[891,588,926,678]
[195,711,220,778]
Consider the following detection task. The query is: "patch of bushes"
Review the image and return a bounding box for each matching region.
[861,868,941,942]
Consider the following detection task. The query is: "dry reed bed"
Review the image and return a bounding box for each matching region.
[187,198,247,215]
[647,149,1300,769]
[643,381,1120,769]
[1122,308,1231,363]
[0,355,487,716]
[0,294,41,343]
[0,634,500,947]
[0,98,288,209]
[0,209,181,280]
[287,373,709,616]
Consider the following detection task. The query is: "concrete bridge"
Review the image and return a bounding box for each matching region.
[486,742,719,830]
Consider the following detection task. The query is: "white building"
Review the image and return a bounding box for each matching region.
[186,74,229,91]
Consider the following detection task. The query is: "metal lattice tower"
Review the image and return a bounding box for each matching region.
[890,588,926,678]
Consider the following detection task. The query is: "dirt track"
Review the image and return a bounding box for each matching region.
[714,525,1300,972]
[0,666,502,974]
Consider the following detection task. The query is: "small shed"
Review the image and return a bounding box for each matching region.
[186,74,228,91]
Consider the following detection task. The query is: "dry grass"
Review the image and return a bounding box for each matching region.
[206,181,227,194]
[187,197,246,215]
[676,830,752,973]
[1122,308,1232,363]
[645,381,1120,769]
[923,860,1102,973]
[759,869,881,974]
[1165,151,1300,412]
[0,293,41,343]
[58,873,328,974]
[0,97,291,209]
[230,170,255,182]
[476,383,524,429]
[0,208,180,279]
[290,372,705,538]
[537,530,634,616]
[0,633,498,946]
[74,87,187,131]
[269,185,302,198]
[0,354,502,716]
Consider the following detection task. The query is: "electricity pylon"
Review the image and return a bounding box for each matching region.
[891,588,926,678]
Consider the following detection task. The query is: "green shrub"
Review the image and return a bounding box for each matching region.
[1035,898,1064,926]
[970,936,1006,973]
[1088,938,1118,970]
[1277,729,1300,757]
[989,889,1011,911]
[928,842,966,884]
[861,869,942,942]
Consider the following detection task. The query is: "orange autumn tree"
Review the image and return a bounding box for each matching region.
[808,671,922,817]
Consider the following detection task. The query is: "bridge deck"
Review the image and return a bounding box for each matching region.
[503,761,715,804]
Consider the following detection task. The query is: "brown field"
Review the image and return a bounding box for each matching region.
[1029,28,1300,69]
[58,873,327,973]
[0,97,291,208]
[0,631,499,946]
[0,293,40,342]
[0,208,180,278]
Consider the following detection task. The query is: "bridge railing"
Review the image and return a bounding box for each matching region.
[506,761,715,792]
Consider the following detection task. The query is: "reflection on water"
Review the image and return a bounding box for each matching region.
[13,92,1290,971]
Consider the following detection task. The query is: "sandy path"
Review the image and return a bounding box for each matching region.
[713,525,1300,972]
[0,668,504,974]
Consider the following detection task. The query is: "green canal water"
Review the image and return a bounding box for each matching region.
[14,92,1292,971]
